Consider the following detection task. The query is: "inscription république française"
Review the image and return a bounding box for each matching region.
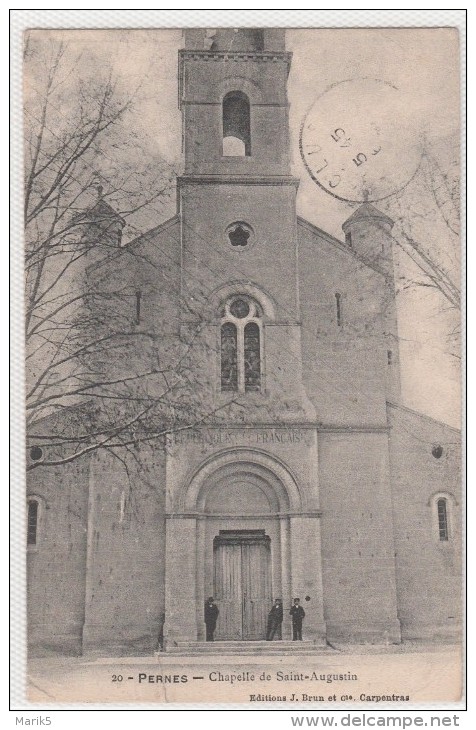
[171,428,306,446]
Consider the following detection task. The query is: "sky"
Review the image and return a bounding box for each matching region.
[26,27,461,427]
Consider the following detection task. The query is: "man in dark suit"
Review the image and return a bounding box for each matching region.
[204,597,219,641]
[266,598,283,640]
[290,598,305,640]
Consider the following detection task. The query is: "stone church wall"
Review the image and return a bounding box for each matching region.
[81,446,167,656]
[179,182,300,317]
[318,431,401,643]
[87,217,182,341]
[387,404,462,641]
[27,444,168,657]
[27,455,90,656]
[297,221,391,426]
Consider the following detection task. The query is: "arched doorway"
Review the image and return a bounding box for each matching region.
[164,448,326,646]
[198,462,287,641]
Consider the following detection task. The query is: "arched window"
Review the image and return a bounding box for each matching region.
[27,497,40,548]
[429,492,457,543]
[437,498,449,541]
[222,91,251,157]
[221,322,238,391]
[221,297,261,392]
[244,322,260,390]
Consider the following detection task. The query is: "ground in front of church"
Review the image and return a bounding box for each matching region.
[24,641,463,706]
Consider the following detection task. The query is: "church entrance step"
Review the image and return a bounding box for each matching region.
[162,640,325,656]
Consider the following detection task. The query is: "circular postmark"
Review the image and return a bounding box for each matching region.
[300,78,422,204]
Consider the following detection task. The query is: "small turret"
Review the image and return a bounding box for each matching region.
[342,202,394,277]
[80,188,126,249]
[343,202,401,402]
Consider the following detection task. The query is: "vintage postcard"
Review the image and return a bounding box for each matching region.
[13,12,464,710]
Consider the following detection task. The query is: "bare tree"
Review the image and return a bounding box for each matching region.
[377,135,461,362]
[24,35,237,471]
[388,150,460,308]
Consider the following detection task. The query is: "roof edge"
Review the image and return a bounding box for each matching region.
[85,214,180,276]
[386,401,461,434]
[342,202,394,231]
[122,214,180,251]
[27,398,96,433]
[297,215,387,278]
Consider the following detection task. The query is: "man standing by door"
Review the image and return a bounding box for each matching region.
[266,598,283,640]
[204,597,219,641]
[290,597,305,640]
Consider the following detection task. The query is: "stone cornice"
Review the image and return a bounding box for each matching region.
[178,174,300,188]
[178,50,293,107]
[179,50,292,63]
[180,100,289,108]
[166,423,390,433]
[166,511,322,520]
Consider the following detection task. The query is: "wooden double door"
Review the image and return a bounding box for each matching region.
[213,530,271,640]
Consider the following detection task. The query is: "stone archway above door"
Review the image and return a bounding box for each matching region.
[204,477,276,514]
[164,448,327,647]
[179,447,305,514]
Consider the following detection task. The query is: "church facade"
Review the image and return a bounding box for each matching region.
[26,29,461,656]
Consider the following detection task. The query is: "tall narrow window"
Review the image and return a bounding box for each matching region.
[244,322,261,391]
[27,499,39,547]
[135,291,142,325]
[222,91,251,157]
[221,322,238,391]
[220,297,262,393]
[387,350,393,365]
[335,292,343,327]
[437,498,449,541]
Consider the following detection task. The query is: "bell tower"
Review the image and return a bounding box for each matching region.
[179,28,291,177]
[177,28,303,316]
[177,28,311,417]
